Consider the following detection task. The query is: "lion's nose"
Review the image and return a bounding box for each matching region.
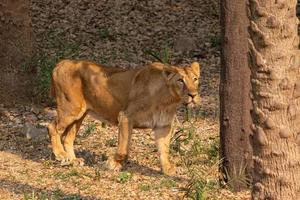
[188,93,197,98]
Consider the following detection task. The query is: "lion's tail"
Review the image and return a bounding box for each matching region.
[49,59,69,98]
[49,75,56,98]
[49,63,60,98]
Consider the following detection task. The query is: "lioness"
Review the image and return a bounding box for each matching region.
[48,60,200,175]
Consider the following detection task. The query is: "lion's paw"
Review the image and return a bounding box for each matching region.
[162,164,176,176]
[60,157,84,167]
[54,151,70,162]
[107,158,123,172]
[72,158,85,166]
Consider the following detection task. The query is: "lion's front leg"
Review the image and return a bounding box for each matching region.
[154,125,175,176]
[108,111,132,172]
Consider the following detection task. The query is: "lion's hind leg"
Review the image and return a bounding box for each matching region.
[48,110,86,165]
[50,76,87,165]
[48,94,86,165]
[62,114,86,166]
[48,121,69,162]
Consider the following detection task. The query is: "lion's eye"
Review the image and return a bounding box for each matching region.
[193,77,198,81]
[178,79,184,83]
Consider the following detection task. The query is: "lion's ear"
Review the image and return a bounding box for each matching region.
[150,62,165,70]
[191,62,200,76]
[150,62,177,73]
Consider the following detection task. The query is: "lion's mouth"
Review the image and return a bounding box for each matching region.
[184,96,200,107]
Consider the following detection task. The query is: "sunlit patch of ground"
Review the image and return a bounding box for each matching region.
[0,103,249,199]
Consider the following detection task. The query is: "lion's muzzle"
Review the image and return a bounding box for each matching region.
[184,93,200,107]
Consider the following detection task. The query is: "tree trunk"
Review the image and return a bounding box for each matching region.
[248,0,300,199]
[0,0,33,105]
[220,0,253,190]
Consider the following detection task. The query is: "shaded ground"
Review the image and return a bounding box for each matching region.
[0,0,34,104]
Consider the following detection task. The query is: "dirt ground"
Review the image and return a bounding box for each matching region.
[0,110,249,200]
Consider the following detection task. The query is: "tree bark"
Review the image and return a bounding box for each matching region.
[0,0,33,105]
[248,0,300,199]
[220,0,253,190]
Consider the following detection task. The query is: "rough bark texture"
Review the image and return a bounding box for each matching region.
[248,0,300,199]
[0,0,33,105]
[220,0,253,190]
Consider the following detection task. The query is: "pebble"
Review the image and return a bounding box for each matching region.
[15,118,22,124]
[27,114,38,123]
[31,106,40,115]
[23,122,48,140]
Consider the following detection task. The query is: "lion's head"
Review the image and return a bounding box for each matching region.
[151,62,201,107]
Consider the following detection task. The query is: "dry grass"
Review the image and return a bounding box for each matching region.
[0,106,250,199]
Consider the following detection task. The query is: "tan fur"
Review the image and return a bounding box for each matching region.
[48,60,201,175]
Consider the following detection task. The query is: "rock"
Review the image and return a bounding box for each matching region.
[43,107,56,119]
[25,106,31,111]
[15,118,22,124]
[23,123,48,140]
[31,106,40,115]
[27,114,38,123]
[37,114,43,120]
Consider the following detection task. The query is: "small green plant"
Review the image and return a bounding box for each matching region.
[94,167,102,181]
[145,47,171,64]
[82,122,97,137]
[63,194,82,200]
[170,123,196,155]
[160,178,177,188]
[101,122,107,128]
[189,139,205,157]
[105,138,117,147]
[98,28,116,41]
[179,132,222,199]
[116,171,132,183]
[139,183,151,191]
[196,108,210,119]
[182,161,220,200]
[100,153,109,161]
[52,189,82,200]
[184,107,193,122]
[207,137,219,162]
[24,189,83,200]
[23,191,47,200]
[42,160,53,168]
[52,169,90,180]
[209,35,221,48]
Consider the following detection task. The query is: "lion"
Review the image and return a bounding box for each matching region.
[48,60,200,175]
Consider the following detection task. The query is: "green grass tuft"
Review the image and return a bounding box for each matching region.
[144,47,171,64]
[82,122,97,138]
[116,171,133,183]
